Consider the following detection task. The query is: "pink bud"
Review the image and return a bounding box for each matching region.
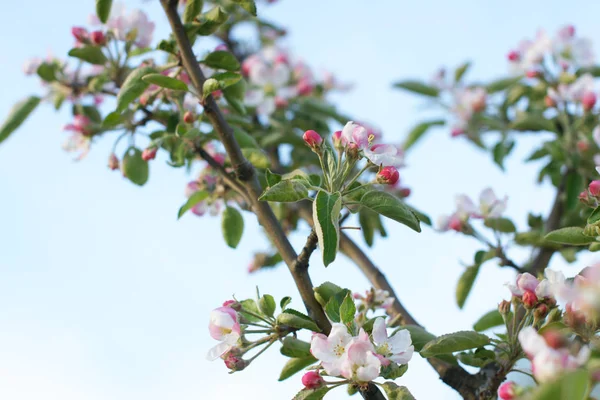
[589,180,600,197]
[534,303,549,319]
[332,130,343,146]
[142,147,158,161]
[108,153,119,170]
[507,51,520,62]
[582,92,597,111]
[212,89,223,100]
[451,127,464,137]
[296,79,313,96]
[498,382,516,400]
[183,111,195,124]
[303,130,323,148]
[275,96,289,109]
[526,70,539,79]
[448,215,463,232]
[274,54,289,65]
[577,139,590,152]
[544,95,556,108]
[580,190,592,204]
[301,371,324,389]
[565,25,575,37]
[522,290,538,309]
[71,27,88,43]
[376,166,400,185]
[224,354,246,371]
[542,330,566,349]
[90,30,106,46]
[399,187,411,198]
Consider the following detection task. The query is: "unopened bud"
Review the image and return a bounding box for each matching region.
[275,96,288,109]
[224,354,247,371]
[214,44,229,52]
[399,187,411,198]
[522,290,538,309]
[544,95,556,108]
[183,111,195,124]
[577,139,590,153]
[526,70,539,79]
[498,381,517,400]
[90,30,107,46]
[303,130,323,148]
[142,147,158,161]
[71,26,88,43]
[507,51,520,62]
[376,166,399,185]
[301,371,324,389]
[589,180,600,197]
[542,330,567,349]
[448,216,463,232]
[108,153,119,170]
[451,127,464,137]
[222,300,242,311]
[498,300,511,316]
[534,303,549,320]
[582,92,597,111]
[296,79,313,96]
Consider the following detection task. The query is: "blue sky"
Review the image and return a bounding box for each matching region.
[2,1,600,399]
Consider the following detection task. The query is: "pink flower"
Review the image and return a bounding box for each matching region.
[372,318,414,365]
[310,323,353,376]
[339,329,381,382]
[301,371,324,389]
[71,26,89,43]
[94,5,155,48]
[207,306,241,361]
[364,144,404,168]
[376,166,400,185]
[64,115,92,135]
[341,121,370,149]
[477,188,507,218]
[507,272,540,297]
[303,130,323,148]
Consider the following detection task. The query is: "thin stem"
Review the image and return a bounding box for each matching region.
[247,338,276,363]
[343,163,372,192]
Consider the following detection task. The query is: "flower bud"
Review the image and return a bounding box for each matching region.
[544,95,556,108]
[507,51,520,62]
[498,300,511,316]
[71,27,88,43]
[577,139,590,153]
[498,381,516,400]
[275,96,288,109]
[183,111,195,124]
[301,371,324,389]
[224,354,247,371]
[542,330,567,349]
[376,166,399,185]
[534,303,549,322]
[296,78,313,96]
[399,188,411,198]
[303,130,323,148]
[522,290,538,309]
[332,130,343,148]
[582,92,597,111]
[589,180,600,197]
[451,127,464,137]
[526,70,539,79]
[222,300,242,311]
[142,147,158,161]
[448,216,463,232]
[90,30,107,46]
[108,153,119,170]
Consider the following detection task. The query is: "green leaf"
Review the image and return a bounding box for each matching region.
[182,0,203,23]
[68,46,107,65]
[565,173,584,211]
[239,299,261,322]
[486,76,522,93]
[36,62,57,82]
[588,206,600,225]
[393,80,439,97]
[0,96,41,145]
[223,79,247,114]
[202,78,220,99]
[259,180,310,202]
[277,309,320,332]
[195,6,228,35]
[380,363,408,380]
[400,325,435,352]
[456,265,480,309]
[278,356,317,381]
[292,387,330,400]
[177,190,209,219]
[202,51,240,71]
[420,331,490,357]
[258,294,276,317]
[280,337,312,358]
[524,369,589,400]
[141,74,189,91]
[280,296,292,310]
[510,114,556,132]
[473,310,504,332]
[457,348,496,368]
[313,191,342,266]
[576,65,600,77]
[212,71,243,88]
[359,209,375,246]
[403,120,445,151]
[454,62,471,82]
[323,289,351,323]
[240,0,257,15]
[121,147,149,186]
[484,217,516,233]
[221,206,244,248]
[381,382,416,400]
[233,128,259,149]
[545,227,595,245]
[96,0,113,23]
[241,148,270,169]
[314,282,343,307]
[116,67,155,112]
[339,293,356,324]
[356,190,421,233]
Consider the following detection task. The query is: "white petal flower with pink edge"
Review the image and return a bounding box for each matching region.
[207,306,241,361]
[534,269,565,299]
[364,144,405,168]
[506,272,540,297]
[339,329,381,382]
[478,188,507,218]
[341,121,370,150]
[310,323,353,376]
[372,318,414,365]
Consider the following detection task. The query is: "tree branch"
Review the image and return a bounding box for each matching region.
[160,0,330,334]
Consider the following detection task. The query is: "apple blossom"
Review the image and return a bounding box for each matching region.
[301,371,324,389]
[371,318,414,366]
[141,147,157,161]
[207,306,242,361]
[303,130,323,148]
[354,289,395,311]
[341,121,371,150]
[498,381,517,400]
[310,323,353,376]
[71,26,88,43]
[22,58,42,75]
[376,166,400,185]
[477,188,508,219]
[90,4,155,48]
[437,194,478,232]
[340,329,381,382]
[364,144,405,168]
[583,91,597,111]
[553,24,594,68]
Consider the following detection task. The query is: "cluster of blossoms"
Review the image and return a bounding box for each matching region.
[554,264,600,328]
[353,289,395,313]
[207,301,242,362]
[438,188,507,232]
[506,270,564,311]
[310,319,413,384]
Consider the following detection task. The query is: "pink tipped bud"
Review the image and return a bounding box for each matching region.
[142,147,158,161]
[224,354,246,371]
[451,127,465,137]
[498,300,511,316]
[222,300,242,311]
[582,92,597,111]
[526,70,539,79]
[303,130,323,148]
[542,330,567,349]
[522,290,538,309]
[183,111,195,124]
[498,382,516,400]
[275,96,289,109]
[108,153,119,170]
[332,130,343,146]
[565,25,575,37]
[274,54,289,65]
[71,27,88,43]
[577,139,590,152]
[212,89,223,100]
[399,187,411,198]
[534,303,549,320]
[296,79,313,96]
[90,30,107,46]
[376,166,400,185]
[544,95,556,108]
[448,216,463,232]
[580,190,592,204]
[589,180,600,197]
[301,371,324,389]
[507,51,520,62]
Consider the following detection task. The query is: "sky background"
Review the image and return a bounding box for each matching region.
[2,1,600,399]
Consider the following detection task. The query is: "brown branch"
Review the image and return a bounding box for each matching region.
[295,229,318,271]
[160,0,331,334]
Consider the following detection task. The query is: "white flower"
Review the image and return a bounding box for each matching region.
[372,318,414,365]
[478,188,507,218]
[244,56,296,116]
[207,306,241,361]
[553,25,595,68]
[310,323,353,376]
[506,272,540,297]
[341,121,370,149]
[363,144,404,167]
[535,269,565,299]
[340,329,381,382]
[91,4,155,48]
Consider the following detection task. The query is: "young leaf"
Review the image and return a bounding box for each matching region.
[116,66,155,112]
[473,310,504,332]
[221,206,244,248]
[483,217,516,233]
[259,180,310,202]
[356,190,421,232]
[565,173,583,211]
[277,309,320,332]
[381,382,416,400]
[456,265,480,309]
[588,206,600,225]
[510,114,556,132]
[313,282,343,307]
[241,148,270,169]
[403,120,445,151]
[381,363,408,380]
[292,387,330,400]
[239,299,261,322]
[258,294,276,317]
[182,0,203,22]
[212,72,243,88]
[0,96,41,144]
[486,76,522,93]
[141,74,189,91]
[202,51,240,71]
[96,0,113,23]
[36,62,57,82]
[68,47,107,65]
[454,61,471,82]
[420,331,490,357]
[121,147,149,186]
[195,6,228,35]
[280,337,312,358]
[177,190,209,219]
[280,296,292,310]
[392,80,439,97]
[339,293,356,324]
[278,356,317,381]
[313,191,342,266]
[223,79,247,114]
[545,227,595,245]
